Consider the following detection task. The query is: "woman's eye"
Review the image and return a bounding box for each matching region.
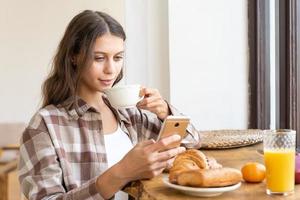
[114,56,123,61]
[95,57,105,61]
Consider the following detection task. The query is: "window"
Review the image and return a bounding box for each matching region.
[248,0,300,151]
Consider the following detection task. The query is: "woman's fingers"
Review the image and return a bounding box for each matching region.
[137,139,156,147]
[145,134,181,152]
[156,146,186,162]
[123,136,184,181]
[137,98,161,109]
[144,168,165,179]
[142,87,158,96]
[139,86,146,97]
[148,160,168,171]
[148,155,178,172]
[137,94,160,107]
[140,103,167,116]
[137,87,169,119]
[139,87,155,98]
[166,157,175,169]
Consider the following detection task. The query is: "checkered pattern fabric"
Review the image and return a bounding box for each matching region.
[18,97,201,199]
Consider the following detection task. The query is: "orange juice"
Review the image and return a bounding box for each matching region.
[264,149,295,193]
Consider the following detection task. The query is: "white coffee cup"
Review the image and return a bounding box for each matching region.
[104,84,142,108]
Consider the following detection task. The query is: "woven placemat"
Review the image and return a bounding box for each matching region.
[200,129,263,149]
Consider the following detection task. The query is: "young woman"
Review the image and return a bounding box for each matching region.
[18,10,201,200]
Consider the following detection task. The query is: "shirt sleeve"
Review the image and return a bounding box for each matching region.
[167,103,202,149]
[18,127,105,200]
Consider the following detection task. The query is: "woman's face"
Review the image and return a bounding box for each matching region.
[79,33,124,93]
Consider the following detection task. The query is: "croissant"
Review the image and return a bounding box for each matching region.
[177,168,242,187]
[169,149,208,183]
[169,149,242,187]
[172,149,209,169]
[169,159,199,183]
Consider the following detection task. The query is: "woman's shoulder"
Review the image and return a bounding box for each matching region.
[38,104,64,115]
[20,105,64,147]
[33,104,66,118]
[27,104,67,130]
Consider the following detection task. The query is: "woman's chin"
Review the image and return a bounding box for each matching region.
[99,85,112,92]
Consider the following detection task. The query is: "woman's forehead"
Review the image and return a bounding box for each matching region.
[93,33,124,54]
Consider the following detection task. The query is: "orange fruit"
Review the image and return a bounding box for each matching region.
[241,162,266,183]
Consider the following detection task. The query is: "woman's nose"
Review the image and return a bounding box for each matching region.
[103,59,115,74]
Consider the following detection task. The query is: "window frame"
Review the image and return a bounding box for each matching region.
[248,0,300,151]
[278,0,300,151]
[248,0,271,129]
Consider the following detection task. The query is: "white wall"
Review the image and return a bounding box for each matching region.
[1,0,249,130]
[0,0,124,123]
[168,0,248,130]
[124,0,170,100]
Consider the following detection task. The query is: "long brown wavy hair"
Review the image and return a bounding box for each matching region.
[42,10,126,107]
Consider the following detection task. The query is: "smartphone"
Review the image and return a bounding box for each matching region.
[156,116,190,149]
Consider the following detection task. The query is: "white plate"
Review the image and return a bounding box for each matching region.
[162,176,241,197]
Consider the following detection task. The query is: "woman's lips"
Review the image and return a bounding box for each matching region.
[99,79,114,86]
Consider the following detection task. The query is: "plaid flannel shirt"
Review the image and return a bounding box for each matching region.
[18,97,201,200]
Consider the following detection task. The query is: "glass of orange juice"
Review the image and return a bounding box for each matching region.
[264,129,296,196]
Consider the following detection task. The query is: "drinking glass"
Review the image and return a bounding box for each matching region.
[263,129,296,195]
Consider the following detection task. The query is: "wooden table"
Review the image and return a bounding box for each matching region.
[124,143,299,200]
[0,159,20,200]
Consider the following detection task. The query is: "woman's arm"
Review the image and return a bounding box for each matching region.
[135,87,201,149]
[19,123,185,200]
[19,127,106,200]
[96,135,185,199]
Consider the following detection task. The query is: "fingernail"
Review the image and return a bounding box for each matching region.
[179,147,186,153]
[149,139,155,143]
[173,134,181,140]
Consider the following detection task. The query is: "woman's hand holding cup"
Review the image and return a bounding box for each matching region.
[104,85,170,120]
[137,87,170,120]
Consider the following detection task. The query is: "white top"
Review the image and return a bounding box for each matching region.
[104,125,133,200]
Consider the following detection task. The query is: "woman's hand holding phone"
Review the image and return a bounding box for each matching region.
[156,116,190,150]
[115,135,186,182]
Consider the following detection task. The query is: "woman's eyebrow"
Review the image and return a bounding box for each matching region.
[94,51,124,54]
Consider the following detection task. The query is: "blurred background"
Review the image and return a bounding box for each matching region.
[0,0,248,132]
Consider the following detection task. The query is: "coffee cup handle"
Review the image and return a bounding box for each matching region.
[137,95,144,103]
[138,86,145,103]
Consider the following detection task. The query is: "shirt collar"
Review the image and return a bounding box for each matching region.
[61,95,130,124]
[102,96,130,124]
